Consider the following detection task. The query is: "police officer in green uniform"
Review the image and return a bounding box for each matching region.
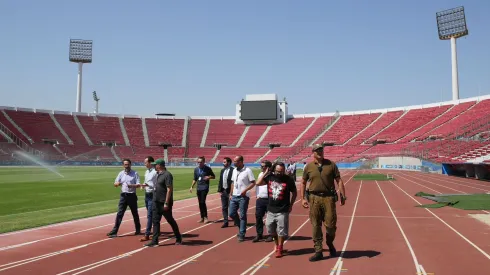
[300,144,346,262]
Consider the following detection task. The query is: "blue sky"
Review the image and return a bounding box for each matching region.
[1,0,489,117]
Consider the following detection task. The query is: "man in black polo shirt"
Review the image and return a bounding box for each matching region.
[189,156,215,223]
[144,159,182,247]
[255,161,297,258]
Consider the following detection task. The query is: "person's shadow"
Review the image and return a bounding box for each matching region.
[286,248,381,260]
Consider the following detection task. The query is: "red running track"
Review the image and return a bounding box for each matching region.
[1,170,489,275]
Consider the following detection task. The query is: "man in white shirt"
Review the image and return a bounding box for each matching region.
[229,155,256,242]
[253,160,274,243]
[140,156,158,242]
[107,158,141,238]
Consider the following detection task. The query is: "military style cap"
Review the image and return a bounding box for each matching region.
[311,144,324,152]
[151,159,166,166]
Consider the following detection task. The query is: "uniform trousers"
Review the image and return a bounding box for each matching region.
[308,194,337,253]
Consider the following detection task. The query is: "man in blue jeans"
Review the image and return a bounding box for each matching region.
[139,156,158,242]
[228,155,256,242]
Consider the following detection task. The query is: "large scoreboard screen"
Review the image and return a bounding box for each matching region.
[240,100,278,120]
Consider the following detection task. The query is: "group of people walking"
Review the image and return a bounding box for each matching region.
[106,144,346,261]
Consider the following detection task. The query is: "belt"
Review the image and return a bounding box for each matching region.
[309,191,335,197]
[257,197,268,200]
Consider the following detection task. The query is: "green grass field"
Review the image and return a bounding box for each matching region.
[0,166,274,234]
[353,173,394,181]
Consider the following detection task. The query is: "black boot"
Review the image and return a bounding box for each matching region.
[326,234,337,257]
[309,252,323,262]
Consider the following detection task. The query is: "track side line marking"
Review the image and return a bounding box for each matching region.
[0,192,223,236]
[390,180,490,261]
[328,180,363,275]
[150,199,302,275]
[0,197,222,251]
[246,219,310,275]
[397,174,490,214]
[241,172,359,275]
[0,205,223,271]
[375,180,423,275]
[56,219,222,275]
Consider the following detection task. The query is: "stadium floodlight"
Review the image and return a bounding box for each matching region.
[69,39,93,112]
[436,6,468,101]
[92,91,100,114]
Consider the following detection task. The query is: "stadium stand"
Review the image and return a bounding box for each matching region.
[1,95,490,164]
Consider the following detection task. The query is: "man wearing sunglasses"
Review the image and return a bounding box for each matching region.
[301,144,346,262]
[252,160,274,243]
[255,161,297,258]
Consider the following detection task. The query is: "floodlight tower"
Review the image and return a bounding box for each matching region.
[69,39,93,112]
[436,6,469,101]
[92,91,100,114]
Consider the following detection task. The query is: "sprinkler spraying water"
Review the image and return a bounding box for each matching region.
[14,150,65,178]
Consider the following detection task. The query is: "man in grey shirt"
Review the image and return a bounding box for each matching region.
[144,159,182,247]
[107,158,142,238]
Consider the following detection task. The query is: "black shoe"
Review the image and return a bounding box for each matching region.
[327,243,337,257]
[175,238,183,245]
[134,229,141,235]
[107,231,117,238]
[309,252,323,262]
[144,241,159,247]
[221,223,228,228]
[238,235,245,242]
[252,235,263,243]
[264,236,273,242]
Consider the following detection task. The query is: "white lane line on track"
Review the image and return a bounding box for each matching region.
[242,218,310,275]
[397,173,490,215]
[55,194,303,275]
[328,180,363,275]
[425,172,490,188]
[389,180,490,261]
[0,174,315,238]
[239,171,359,275]
[0,197,222,251]
[0,179,311,273]
[149,199,303,275]
[0,192,222,237]
[375,180,425,275]
[401,172,490,193]
[0,205,223,272]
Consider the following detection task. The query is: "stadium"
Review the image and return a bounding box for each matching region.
[1,3,490,275]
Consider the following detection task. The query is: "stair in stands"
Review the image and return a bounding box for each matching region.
[396,104,456,143]
[119,117,131,146]
[210,148,221,163]
[73,115,93,145]
[256,148,272,163]
[141,118,150,147]
[200,119,210,147]
[0,128,13,143]
[290,117,318,147]
[362,110,408,145]
[343,113,383,146]
[111,146,121,162]
[182,117,189,147]
[255,126,271,147]
[1,110,32,144]
[309,116,340,146]
[49,113,73,145]
[236,126,249,147]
